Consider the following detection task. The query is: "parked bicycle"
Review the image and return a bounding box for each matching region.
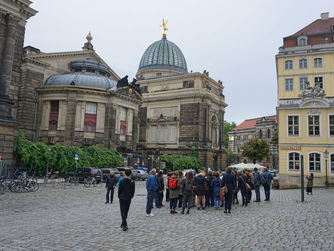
[84,176,97,188]
[9,175,39,193]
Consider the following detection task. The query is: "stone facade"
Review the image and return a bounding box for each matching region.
[0,1,37,169]
[228,116,278,168]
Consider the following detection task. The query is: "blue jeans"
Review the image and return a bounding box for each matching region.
[254,185,261,202]
[146,190,154,214]
[213,195,220,208]
[264,184,270,200]
[170,198,177,210]
[240,188,248,205]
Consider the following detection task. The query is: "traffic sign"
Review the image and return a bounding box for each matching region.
[75,154,79,160]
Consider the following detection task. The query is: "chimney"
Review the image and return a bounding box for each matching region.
[320,12,329,20]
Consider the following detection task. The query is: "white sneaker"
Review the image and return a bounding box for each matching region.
[146,214,150,217]
[149,213,154,217]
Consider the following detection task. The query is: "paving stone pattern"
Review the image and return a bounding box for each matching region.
[0,182,333,251]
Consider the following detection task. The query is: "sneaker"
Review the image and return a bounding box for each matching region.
[105,202,109,204]
[146,214,150,217]
[122,226,128,231]
[186,210,190,214]
[149,213,154,217]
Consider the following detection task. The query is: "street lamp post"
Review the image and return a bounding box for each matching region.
[45,148,51,185]
[324,150,329,189]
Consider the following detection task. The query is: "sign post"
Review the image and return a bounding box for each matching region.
[75,154,79,171]
[124,157,127,167]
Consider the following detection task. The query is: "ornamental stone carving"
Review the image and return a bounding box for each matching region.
[299,81,326,100]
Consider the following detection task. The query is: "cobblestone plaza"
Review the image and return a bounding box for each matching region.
[0,182,333,250]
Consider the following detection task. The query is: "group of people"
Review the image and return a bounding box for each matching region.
[145,167,274,216]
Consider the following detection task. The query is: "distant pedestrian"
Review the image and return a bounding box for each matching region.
[194,171,206,210]
[211,172,221,209]
[206,171,214,207]
[306,173,314,195]
[222,167,235,213]
[237,170,249,206]
[261,168,273,201]
[232,168,239,205]
[245,169,253,203]
[156,171,165,207]
[178,171,184,208]
[146,169,158,217]
[165,171,171,202]
[116,172,125,187]
[105,170,117,204]
[118,169,135,231]
[169,171,181,214]
[253,168,261,202]
[181,171,195,214]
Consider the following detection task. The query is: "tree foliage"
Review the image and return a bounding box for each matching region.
[14,130,123,176]
[240,139,270,164]
[159,155,201,171]
[224,121,237,148]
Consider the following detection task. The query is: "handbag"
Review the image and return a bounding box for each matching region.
[241,175,251,190]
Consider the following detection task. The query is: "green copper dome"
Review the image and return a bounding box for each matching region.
[138,35,188,74]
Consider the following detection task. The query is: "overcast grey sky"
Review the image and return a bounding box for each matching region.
[24,0,333,124]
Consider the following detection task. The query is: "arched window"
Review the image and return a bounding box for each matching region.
[49,100,59,130]
[309,152,321,172]
[298,38,307,46]
[259,130,263,139]
[267,129,271,138]
[288,152,300,171]
[211,116,218,146]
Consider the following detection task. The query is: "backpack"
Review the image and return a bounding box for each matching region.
[259,173,267,186]
[169,178,178,189]
[184,179,193,192]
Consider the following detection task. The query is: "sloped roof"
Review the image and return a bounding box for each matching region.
[233,115,277,131]
[286,17,334,38]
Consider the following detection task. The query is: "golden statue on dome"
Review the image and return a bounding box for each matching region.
[161,18,168,37]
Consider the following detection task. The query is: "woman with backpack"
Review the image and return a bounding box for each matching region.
[211,172,221,209]
[181,171,195,214]
[194,171,206,210]
[169,171,181,214]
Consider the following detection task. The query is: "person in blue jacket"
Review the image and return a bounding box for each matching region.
[222,167,235,214]
[211,172,221,209]
[146,169,158,217]
[261,168,273,201]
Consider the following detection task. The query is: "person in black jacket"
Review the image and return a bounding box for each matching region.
[105,170,117,204]
[118,169,135,231]
[156,171,165,208]
[222,167,235,214]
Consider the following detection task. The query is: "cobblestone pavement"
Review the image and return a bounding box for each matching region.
[0,181,333,251]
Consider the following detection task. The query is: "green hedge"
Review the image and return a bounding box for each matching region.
[160,154,201,171]
[13,130,123,176]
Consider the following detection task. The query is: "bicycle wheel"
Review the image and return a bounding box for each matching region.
[10,181,20,192]
[84,178,90,188]
[29,181,39,192]
[92,178,97,187]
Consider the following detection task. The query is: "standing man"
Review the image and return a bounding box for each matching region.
[105,170,117,204]
[253,168,261,202]
[146,169,158,217]
[261,168,273,201]
[156,171,165,208]
[118,169,135,231]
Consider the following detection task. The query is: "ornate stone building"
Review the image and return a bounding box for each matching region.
[0,0,37,168]
[137,34,228,170]
[228,116,278,168]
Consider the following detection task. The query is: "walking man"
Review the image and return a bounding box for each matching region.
[146,169,158,217]
[105,170,117,204]
[261,168,273,201]
[253,168,261,202]
[118,169,135,231]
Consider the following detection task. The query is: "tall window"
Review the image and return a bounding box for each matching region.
[285,79,293,91]
[267,129,271,138]
[309,153,321,172]
[314,76,323,89]
[84,103,97,132]
[298,38,307,46]
[299,77,308,90]
[49,101,59,131]
[285,60,293,70]
[120,107,127,135]
[259,130,263,139]
[314,58,323,68]
[329,115,334,136]
[308,115,320,136]
[288,115,299,136]
[299,59,307,69]
[288,152,300,171]
[331,154,334,173]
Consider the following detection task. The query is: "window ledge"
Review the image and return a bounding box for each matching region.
[84,132,95,138]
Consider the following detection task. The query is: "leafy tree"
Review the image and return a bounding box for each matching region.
[240,139,269,164]
[226,148,236,166]
[159,155,201,171]
[224,121,237,148]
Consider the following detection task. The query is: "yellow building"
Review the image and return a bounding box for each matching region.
[276,12,334,188]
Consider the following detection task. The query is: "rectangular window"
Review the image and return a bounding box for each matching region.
[299,77,308,90]
[331,154,334,173]
[288,115,299,136]
[284,60,293,70]
[120,107,127,135]
[309,153,321,172]
[314,58,323,68]
[314,76,323,89]
[84,103,97,132]
[288,152,300,171]
[49,100,59,131]
[299,59,307,69]
[285,79,293,91]
[329,115,334,136]
[308,115,320,136]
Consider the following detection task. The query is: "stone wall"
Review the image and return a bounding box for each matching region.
[179,103,200,143]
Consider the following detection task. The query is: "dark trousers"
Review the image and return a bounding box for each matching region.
[264,184,270,200]
[119,199,131,227]
[240,188,248,205]
[254,185,261,202]
[166,188,170,201]
[178,194,183,207]
[182,194,192,210]
[233,189,239,204]
[247,189,252,202]
[170,198,177,210]
[146,190,154,214]
[106,187,114,203]
[225,191,233,211]
[158,191,164,207]
[205,190,214,207]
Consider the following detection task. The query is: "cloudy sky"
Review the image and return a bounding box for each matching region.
[25,0,333,124]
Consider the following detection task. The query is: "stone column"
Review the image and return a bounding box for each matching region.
[0,13,18,120]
